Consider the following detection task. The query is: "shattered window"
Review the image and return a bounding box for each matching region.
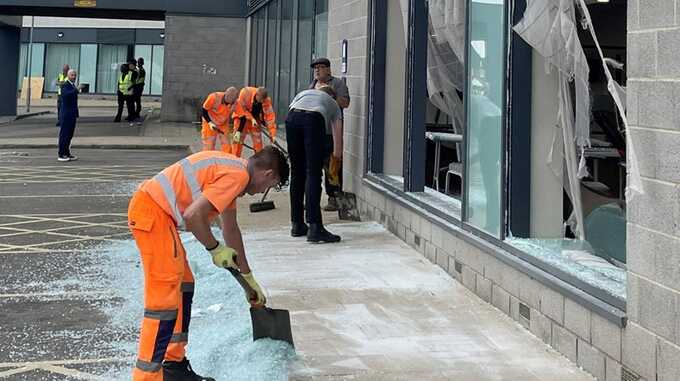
[509,0,633,302]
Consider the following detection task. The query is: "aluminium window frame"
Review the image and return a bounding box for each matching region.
[362,0,627,319]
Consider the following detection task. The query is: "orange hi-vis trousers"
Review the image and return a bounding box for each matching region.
[200,120,231,153]
[231,118,263,157]
[128,190,195,381]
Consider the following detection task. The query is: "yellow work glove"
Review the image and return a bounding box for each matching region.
[251,118,259,127]
[242,272,267,307]
[208,121,219,132]
[208,244,238,269]
[232,131,242,144]
[328,155,342,186]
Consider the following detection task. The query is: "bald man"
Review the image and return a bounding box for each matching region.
[201,87,239,152]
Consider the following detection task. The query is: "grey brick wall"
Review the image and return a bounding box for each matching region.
[160,15,246,122]
[627,0,680,379]
[326,0,369,195]
[334,1,680,380]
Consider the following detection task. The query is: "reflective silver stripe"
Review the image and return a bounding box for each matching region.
[181,282,195,292]
[212,92,221,113]
[135,359,162,373]
[154,173,183,225]
[144,309,178,321]
[180,159,201,201]
[191,157,247,171]
[170,332,189,343]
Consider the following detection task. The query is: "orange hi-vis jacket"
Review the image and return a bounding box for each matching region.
[139,151,250,225]
[232,86,277,138]
[203,92,233,129]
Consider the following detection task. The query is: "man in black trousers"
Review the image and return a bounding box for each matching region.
[286,85,343,243]
[57,69,79,162]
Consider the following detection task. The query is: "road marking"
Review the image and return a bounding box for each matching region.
[0,357,129,379]
[0,290,110,299]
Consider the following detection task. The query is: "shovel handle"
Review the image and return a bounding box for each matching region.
[226,267,258,303]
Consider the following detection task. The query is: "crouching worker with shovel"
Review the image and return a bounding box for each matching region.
[127,146,289,381]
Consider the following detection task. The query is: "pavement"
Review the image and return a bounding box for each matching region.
[0,107,594,380]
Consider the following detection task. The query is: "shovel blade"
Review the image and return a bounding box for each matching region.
[336,192,361,221]
[250,306,294,347]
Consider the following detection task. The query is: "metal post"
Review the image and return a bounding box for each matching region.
[25,16,34,112]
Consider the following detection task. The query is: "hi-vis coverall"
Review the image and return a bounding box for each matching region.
[231,87,276,157]
[128,151,250,381]
[201,92,234,153]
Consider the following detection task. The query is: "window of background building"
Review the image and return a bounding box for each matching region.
[296,0,314,92]
[255,10,267,85]
[79,44,98,93]
[150,45,164,95]
[265,0,279,97]
[276,0,294,118]
[134,44,153,95]
[17,43,45,89]
[313,0,328,59]
[96,44,128,94]
[45,43,81,92]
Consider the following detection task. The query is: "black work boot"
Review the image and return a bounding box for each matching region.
[291,222,309,237]
[163,358,215,381]
[307,223,341,243]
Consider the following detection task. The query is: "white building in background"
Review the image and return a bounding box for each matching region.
[19,16,165,96]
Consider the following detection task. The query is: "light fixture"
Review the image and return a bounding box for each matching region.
[596,0,609,2]
[159,32,165,39]
[57,32,64,38]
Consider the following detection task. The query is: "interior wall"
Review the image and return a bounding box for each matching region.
[382,0,406,176]
[530,53,563,238]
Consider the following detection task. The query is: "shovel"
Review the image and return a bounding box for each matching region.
[226,267,294,347]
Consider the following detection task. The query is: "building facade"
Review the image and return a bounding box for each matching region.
[17,17,165,96]
[316,0,679,380]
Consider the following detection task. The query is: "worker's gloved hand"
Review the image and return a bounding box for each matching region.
[328,155,342,186]
[209,122,219,132]
[242,272,267,307]
[270,133,276,143]
[251,118,259,128]
[209,244,238,269]
[232,131,242,143]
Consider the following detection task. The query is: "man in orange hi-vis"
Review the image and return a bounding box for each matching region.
[200,87,239,152]
[230,86,276,157]
[127,146,289,381]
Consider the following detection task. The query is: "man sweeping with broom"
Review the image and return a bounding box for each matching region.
[127,146,289,381]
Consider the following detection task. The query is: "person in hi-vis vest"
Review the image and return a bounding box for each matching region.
[114,63,135,125]
[56,64,70,127]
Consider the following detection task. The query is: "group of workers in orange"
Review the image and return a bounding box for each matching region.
[200,86,277,156]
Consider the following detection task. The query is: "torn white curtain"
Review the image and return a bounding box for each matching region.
[575,0,643,197]
[426,0,466,132]
[513,0,591,150]
[514,0,590,239]
[400,0,466,133]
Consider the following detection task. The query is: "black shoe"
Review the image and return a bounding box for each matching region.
[291,222,308,237]
[323,197,339,212]
[307,223,341,243]
[163,358,214,381]
[67,154,78,161]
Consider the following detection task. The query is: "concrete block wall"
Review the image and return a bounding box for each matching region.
[626,1,680,381]
[161,15,246,122]
[356,186,639,380]
[326,0,369,196]
[328,0,680,380]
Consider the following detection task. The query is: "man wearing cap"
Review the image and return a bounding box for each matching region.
[308,57,350,212]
